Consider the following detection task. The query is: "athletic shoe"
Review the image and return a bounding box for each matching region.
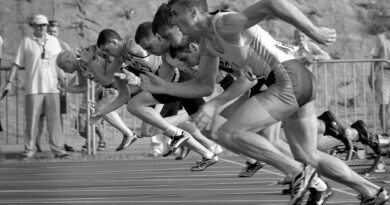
[351,120,381,155]
[64,144,75,152]
[238,161,266,177]
[190,155,218,171]
[162,131,190,157]
[97,141,106,151]
[279,176,293,195]
[21,151,34,160]
[289,164,317,205]
[318,111,351,150]
[306,182,333,205]
[116,134,138,151]
[358,187,389,205]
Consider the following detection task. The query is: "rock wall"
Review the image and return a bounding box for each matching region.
[0,0,388,65]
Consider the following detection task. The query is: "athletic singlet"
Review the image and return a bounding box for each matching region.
[122,39,161,74]
[204,12,295,82]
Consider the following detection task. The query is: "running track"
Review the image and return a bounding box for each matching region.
[0,155,389,205]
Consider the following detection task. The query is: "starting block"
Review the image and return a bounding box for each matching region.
[373,156,387,173]
[347,155,389,174]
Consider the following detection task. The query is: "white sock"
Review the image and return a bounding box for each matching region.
[204,151,214,159]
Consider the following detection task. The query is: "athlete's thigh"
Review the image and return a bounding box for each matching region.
[223,95,279,132]
[219,94,248,119]
[283,101,318,155]
[129,91,161,107]
[96,88,118,108]
[255,121,282,141]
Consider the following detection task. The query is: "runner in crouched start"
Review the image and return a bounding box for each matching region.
[140,0,389,204]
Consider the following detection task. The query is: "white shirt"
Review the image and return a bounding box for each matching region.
[14,34,62,95]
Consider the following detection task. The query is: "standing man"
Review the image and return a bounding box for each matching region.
[35,19,75,152]
[370,30,390,134]
[1,14,69,160]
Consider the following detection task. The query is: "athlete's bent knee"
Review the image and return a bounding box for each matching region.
[216,125,241,144]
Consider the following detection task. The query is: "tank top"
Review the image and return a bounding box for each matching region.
[122,39,161,74]
[204,12,295,81]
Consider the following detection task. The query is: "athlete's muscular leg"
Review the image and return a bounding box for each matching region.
[258,121,293,158]
[180,121,221,152]
[127,91,215,158]
[96,91,134,137]
[283,101,380,197]
[127,91,179,131]
[214,97,303,177]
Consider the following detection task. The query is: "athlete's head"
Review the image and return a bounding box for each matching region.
[97,29,123,57]
[135,22,168,56]
[56,51,79,73]
[152,3,185,47]
[169,42,200,67]
[167,0,208,35]
[134,22,159,55]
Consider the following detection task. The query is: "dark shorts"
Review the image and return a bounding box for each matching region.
[251,59,315,120]
[152,70,205,115]
[160,102,181,117]
[283,59,316,106]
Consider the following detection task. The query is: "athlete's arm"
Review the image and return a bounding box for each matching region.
[217,0,336,45]
[64,72,88,93]
[210,71,256,107]
[140,40,219,98]
[1,64,20,97]
[93,57,123,87]
[158,56,176,81]
[141,56,219,98]
[94,78,131,116]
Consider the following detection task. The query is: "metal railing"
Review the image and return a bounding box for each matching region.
[0,68,140,154]
[1,59,389,154]
[313,59,390,134]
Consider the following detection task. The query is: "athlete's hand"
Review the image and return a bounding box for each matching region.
[139,72,167,94]
[114,69,141,86]
[192,100,220,132]
[312,27,337,46]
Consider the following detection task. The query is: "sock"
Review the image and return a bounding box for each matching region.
[204,151,214,159]
[310,175,327,191]
[240,154,257,164]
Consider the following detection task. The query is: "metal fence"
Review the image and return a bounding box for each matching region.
[1,59,389,151]
[0,69,140,152]
[313,59,390,134]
